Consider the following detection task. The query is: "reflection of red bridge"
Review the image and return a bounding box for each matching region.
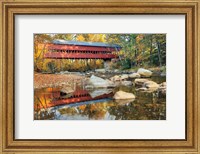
[49,89,113,108]
[44,40,121,60]
[34,89,113,110]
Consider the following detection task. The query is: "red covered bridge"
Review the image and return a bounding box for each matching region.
[44,39,121,60]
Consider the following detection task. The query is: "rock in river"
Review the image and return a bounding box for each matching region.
[113,90,135,99]
[137,68,152,77]
[110,75,121,82]
[89,89,113,98]
[135,87,148,91]
[120,74,129,80]
[105,79,116,88]
[89,75,115,88]
[121,81,132,86]
[129,73,140,78]
[144,81,159,89]
[160,82,166,88]
[135,78,149,86]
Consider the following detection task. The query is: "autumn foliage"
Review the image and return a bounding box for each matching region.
[34,34,166,72]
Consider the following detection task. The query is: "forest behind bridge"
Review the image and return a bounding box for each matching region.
[34,34,166,73]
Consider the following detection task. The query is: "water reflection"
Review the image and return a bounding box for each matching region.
[34,77,166,120]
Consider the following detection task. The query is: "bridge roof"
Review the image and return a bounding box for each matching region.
[52,39,121,49]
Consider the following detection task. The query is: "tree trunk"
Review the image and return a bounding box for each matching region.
[150,35,153,64]
[157,42,162,67]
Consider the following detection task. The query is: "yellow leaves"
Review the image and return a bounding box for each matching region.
[54,34,107,43]
[76,34,106,43]
[77,35,85,41]
[96,59,103,66]
[87,34,106,42]
[136,34,144,43]
[88,34,95,41]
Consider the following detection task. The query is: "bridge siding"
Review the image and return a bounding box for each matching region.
[44,52,117,59]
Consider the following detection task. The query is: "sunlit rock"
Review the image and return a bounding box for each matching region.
[89,75,115,88]
[114,90,135,99]
[144,81,159,89]
[129,73,140,78]
[135,80,159,93]
[137,68,153,77]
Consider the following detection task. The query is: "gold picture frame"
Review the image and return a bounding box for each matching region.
[0,0,199,153]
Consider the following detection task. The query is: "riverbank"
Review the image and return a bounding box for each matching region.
[34,66,166,89]
[34,73,84,89]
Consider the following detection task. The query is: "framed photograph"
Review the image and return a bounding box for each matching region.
[0,0,199,153]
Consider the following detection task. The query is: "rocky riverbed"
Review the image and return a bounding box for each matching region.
[34,68,166,120]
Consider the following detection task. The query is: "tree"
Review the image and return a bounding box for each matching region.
[34,33,166,73]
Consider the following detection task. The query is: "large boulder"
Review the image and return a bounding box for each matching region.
[135,78,149,86]
[105,79,116,88]
[129,73,140,78]
[137,68,153,77]
[135,80,159,92]
[144,81,159,89]
[113,91,135,99]
[89,75,115,88]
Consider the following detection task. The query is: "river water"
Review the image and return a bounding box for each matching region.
[34,76,166,120]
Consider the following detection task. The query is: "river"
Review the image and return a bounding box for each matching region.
[34,76,166,120]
